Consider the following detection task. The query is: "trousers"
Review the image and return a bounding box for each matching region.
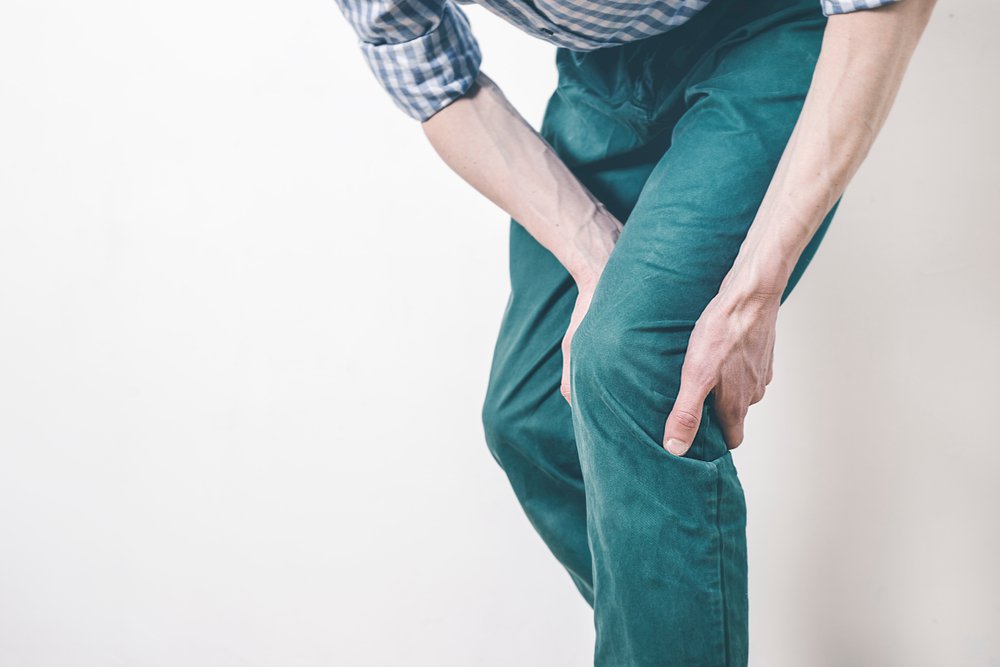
[480,0,841,664]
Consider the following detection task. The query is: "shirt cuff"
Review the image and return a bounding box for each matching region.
[820,0,902,15]
[358,2,482,122]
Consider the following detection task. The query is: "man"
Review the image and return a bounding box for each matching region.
[334,0,935,664]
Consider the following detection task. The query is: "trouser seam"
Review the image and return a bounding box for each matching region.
[715,467,731,666]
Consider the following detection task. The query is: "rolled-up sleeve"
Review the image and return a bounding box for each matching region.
[334,0,483,121]
[820,0,902,15]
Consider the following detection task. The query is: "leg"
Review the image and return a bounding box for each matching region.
[481,72,672,605]
[480,219,594,602]
[568,2,837,664]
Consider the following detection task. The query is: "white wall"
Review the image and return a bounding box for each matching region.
[0,1,996,665]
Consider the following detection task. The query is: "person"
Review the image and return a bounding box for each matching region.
[334,0,935,664]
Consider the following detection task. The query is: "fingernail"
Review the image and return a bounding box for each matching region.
[665,439,687,456]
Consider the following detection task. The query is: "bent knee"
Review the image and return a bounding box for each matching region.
[480,385,548,459]
[570,309,687,406]
[569,309,729,464]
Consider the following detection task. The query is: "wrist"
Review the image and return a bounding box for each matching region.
[717,210,821,306]
[717,250,792,309]
[565,210,623,290]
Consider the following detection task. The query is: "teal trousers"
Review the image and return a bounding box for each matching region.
[481,0,841,664]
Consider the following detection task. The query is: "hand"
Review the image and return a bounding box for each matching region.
[560,279,597,405]
[560,215,623,406]
[662,290,781,456]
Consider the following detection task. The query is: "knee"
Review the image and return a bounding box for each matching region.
[569,303,695,445]
[480,385,525,463]
[482,374,580,475]
[570,309,674,411]
[480,389,506,454]
[570,306,728,464]
[567,316,613,403]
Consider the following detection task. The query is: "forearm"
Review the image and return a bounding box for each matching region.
[719,0,937,303]
[421,71,622,288]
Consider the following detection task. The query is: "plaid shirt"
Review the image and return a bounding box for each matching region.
[334,0,900,121]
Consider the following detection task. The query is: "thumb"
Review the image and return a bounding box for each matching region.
[663,376,711,457]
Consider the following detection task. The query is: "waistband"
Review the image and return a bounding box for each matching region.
[552,0,827,125]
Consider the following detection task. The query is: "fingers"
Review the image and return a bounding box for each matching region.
[663,371,712,457]
[560,286,597,406]
[713,375,757,449]
[717,402,747,450]
[560,335,572,405]
[666,365,767,454]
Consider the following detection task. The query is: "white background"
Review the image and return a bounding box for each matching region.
[1,1,997,665]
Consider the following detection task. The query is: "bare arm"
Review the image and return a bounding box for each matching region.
[719,0,938,301]
[422,71,624,400]
[664,0,938,456]
[421,72,622,289]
